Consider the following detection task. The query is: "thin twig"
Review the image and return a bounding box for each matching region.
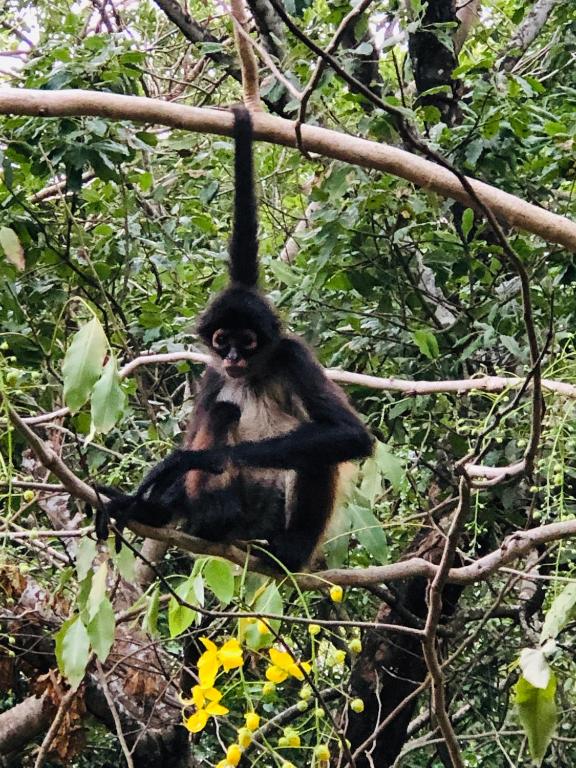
[420,478,471,768]
[33,685,82,768]
[96,660,135,768]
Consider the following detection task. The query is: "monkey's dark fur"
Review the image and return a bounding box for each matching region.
[96,107,373,571]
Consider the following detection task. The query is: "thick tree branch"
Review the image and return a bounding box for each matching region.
[0,89,574,250]
[0,694,55,755]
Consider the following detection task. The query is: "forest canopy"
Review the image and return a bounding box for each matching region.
[1,1,576,767]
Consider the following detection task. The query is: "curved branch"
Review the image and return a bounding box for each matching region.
[0,89,575,250]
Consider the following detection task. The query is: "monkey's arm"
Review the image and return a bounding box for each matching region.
[173,339,372,474]
[93,385,238,541]
[232,340,372,468]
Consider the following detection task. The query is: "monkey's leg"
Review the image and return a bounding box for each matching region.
[266,467,338,572]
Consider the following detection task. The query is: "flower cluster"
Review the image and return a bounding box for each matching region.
[216,711,261,767]
[182,637,243,734]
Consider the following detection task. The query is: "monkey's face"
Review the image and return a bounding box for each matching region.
[212,328,259,378]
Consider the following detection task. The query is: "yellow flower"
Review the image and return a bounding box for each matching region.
[266,648,311,683]
[348,638,362,653]
[308,623,321,636]
[244,711,260,731]
[262,681,276,697]
[257,620,270,635]
[226,743,242,766]
[283,728,300,747]
[218,638,243,671]
[237,727,252,748]
[184,709,209,733]
[198,637,220,688]
[182,684,229,734]
[329,585,343,603]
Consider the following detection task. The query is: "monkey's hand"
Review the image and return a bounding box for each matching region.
[93,488,135,544]
[174,448,229,475]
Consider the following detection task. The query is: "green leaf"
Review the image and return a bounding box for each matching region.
[55,616,90,690]
[62,317,108,412]
[359,456,382,506]
[268,259,299,286]
[412,329,439,360]
[500,334,524,360]
[244,582,283,651]
[349,504,388,564]
[75,537,97,581]
[204,558,235,604]
[324,507,351,569]
[374,441,404,491]
[168,577,198,638]
[254,582,283,620]
[142,587,160,637]
[0,226,24,270]
[87,562,108,622]
[114,544,136,582]
[515,673,557,765]
[541,583,576,642]
[91,355,127,434]
[461,208,474,239]
[464,138,483,166]
[87,597,115,662]
[199,180,219,204]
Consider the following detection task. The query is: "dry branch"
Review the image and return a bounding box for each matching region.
[0,89,575,250]
[230,0,262,111]
[500,0,564,71]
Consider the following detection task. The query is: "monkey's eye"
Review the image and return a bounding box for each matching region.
[239,330,258,351]
[212,330,229,349]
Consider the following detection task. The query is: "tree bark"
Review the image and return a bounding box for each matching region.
[0,89,574,251]
[0,694,55,755]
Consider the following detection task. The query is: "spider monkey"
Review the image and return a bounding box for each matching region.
[95,107,373,571]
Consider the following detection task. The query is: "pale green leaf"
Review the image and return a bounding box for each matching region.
[268,259,299,286]
[360,456,382,506]
[55,616,90,690]
[0,226,24,270]
[87,597,115,662]
[324,506,352,569]
[75,537,97,582]
[374,441,404,491]
[349,504,388,564]
[168,578,198,638]
[114,544,136,582]
[142,587,160,637]
[91,355,127,433]
[541,582,576,642]
[519,648,550,689]
[87,562,108,622]
[62,317,107,412]
[204,558,235,604]
[515,673,557,765]
[245,582,283,651]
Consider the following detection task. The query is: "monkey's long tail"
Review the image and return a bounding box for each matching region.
[229,106,259,288]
